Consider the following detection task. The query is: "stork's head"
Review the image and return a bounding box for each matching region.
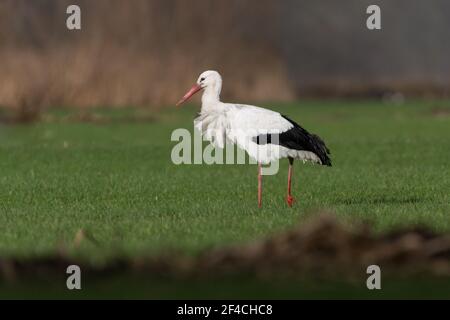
[176,70,222,106]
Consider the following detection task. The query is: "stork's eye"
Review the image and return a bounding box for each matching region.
[200,77,205,82]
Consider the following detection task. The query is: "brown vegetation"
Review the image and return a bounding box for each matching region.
[0,0,292,112]
[1,0,449,113]
[1,214,450,281]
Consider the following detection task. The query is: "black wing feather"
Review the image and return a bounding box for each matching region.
[253,115,332,166]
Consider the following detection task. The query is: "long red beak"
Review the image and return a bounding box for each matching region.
[176,84,202,106]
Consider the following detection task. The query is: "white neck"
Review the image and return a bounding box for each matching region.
[201,82,222,111]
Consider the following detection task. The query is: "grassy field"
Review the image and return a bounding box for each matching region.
[0,100,449,259]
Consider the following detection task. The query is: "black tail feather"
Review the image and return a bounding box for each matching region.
[281,115,332,166]
[252,115,332,166]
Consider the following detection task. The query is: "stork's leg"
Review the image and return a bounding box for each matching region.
[258,163,262,208]
[286,157,295,207]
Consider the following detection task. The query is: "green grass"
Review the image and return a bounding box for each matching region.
[0,100,449,258]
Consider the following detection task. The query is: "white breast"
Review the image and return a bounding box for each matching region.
[194,110,229,149]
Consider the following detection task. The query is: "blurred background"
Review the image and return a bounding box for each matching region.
[0,0,449,113]
[1,1,450,298]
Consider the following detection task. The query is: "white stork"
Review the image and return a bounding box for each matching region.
[176,70,331,208]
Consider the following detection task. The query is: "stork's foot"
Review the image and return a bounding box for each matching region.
[286,195,295,207]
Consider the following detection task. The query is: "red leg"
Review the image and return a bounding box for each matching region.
[258,163,262,208]
[286,158,295,207]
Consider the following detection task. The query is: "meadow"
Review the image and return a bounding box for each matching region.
[0,100,449,259]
